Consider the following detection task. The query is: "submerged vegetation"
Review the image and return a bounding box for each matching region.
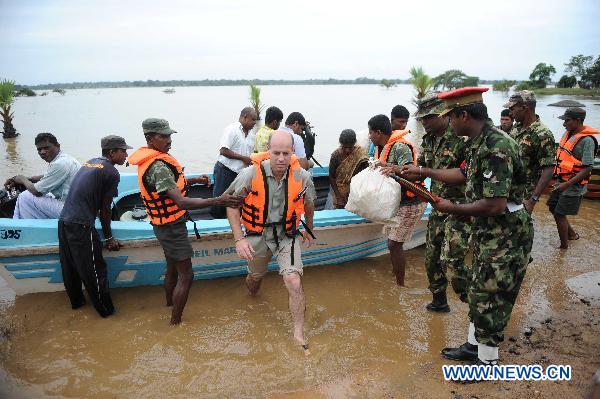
[380,79,397,89]
[432,70,479,91]
[492,80,516,92]
[15,87,36,97]
[0,79,18,138]
[409,66,432,103]
[249,85,264,120]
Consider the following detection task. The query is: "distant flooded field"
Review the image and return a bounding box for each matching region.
[2,84,600,182]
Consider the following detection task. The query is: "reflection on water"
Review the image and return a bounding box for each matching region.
[3,138,25,168]
[0,199,598,398]
[2,137,27,180]
[2,84,599,182]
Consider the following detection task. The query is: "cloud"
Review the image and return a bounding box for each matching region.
[1,0,599,84]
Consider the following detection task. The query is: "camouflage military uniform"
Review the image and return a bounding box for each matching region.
[418,126,471,302]
[463,123,534,346]
[509,120,556,197]
[144,160,179,191]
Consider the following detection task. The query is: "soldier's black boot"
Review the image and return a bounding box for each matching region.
[441,342,478,361]
[426,291,450,313]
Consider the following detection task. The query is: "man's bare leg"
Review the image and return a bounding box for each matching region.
[164,258,178,306]
[553,213,570,249]
[388,239,406,286]
[170,258,193,325]
[245,274,262,296]
[567,220,579,240]
[282,272,307,348]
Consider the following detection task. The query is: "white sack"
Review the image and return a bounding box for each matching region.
[345,166,401,222]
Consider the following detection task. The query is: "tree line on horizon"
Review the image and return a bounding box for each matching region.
[7,53,600,95]
[3,55,598,138]
[492,54,600,92]
[20,77,404,91]
[13,76,511,93]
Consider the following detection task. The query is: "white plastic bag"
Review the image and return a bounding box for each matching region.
[345,163,401,222]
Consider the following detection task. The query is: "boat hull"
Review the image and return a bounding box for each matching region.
[0,168,430,295]
[0,212,427,295]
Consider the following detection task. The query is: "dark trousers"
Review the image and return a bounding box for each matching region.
[58,220,115,317]
[210,161,238,219]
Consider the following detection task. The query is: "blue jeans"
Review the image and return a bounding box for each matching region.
[210,162,238,219]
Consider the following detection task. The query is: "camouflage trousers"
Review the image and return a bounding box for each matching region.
[469,208,534,347]
[425,210,471,302]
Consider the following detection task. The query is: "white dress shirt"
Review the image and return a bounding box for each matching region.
[217,122,256,173]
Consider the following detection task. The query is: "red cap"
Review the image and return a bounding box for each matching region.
[437,87,489,116]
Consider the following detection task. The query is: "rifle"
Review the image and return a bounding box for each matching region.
[388,174,439,204]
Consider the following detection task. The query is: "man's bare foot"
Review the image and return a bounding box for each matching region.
[294,333,309,355]
[395,275,405,286]
[568,232,579,240]
[170,317,181,325]
[245,275,262,296]
[559,244,569,250]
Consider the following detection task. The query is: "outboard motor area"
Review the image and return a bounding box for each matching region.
[0,187,22,218]
[119,206,149,222]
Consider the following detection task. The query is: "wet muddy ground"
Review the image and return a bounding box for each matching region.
[0,198,599,398]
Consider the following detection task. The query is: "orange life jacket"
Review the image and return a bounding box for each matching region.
[128,147,188,226]
[242,152,306,238]
[554,126,599,185]
[375,130,426,199]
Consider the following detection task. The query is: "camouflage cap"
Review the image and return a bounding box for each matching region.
[558,107,586,120]
[503,90,536,108]
[101,135,132,150]
[142,118,177,135]
[414,92,445,118]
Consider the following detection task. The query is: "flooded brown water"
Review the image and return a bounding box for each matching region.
[1,198,599,398]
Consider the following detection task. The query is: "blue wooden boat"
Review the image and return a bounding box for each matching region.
[0,167,429,295]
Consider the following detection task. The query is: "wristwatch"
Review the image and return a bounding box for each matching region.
[531,195,540,203]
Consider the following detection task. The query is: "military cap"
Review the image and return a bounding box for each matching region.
[558,107,586,120]
[503,90,536,108]
[437,87,489,116]
[414,92,445,118]
[142,118,177,135]
[101,135,132,150]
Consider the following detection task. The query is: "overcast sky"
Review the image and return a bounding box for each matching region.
[2,0,599,85]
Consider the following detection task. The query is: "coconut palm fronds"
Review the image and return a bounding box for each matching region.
[409,66,432,105]
[0,79,18,138]
[249,85,264,120]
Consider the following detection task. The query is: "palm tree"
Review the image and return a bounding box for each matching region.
[0,79,18,138]
[409,66,432,104]
[249,85,264,120]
